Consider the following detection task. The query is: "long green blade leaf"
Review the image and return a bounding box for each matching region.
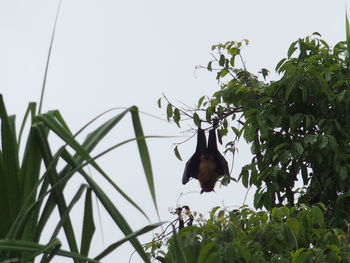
[0,239,100,263]
[18,102,36,149]
[38,0,62,114]
[346,12,350,59]
[0,151,11,237]
[50,184,87,241]
[0,95,21,230]
[19,127,43,241]
[34,123,79,259]
[80,188,95,257]
[131,106,159,215]
[94,222,164,260]
[36,110,150,220]
[59,151,151,263]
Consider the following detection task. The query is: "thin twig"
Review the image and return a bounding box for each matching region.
[243,186,251,206]
[172,129,197,147]
[195,64,226,72]
[238,52,247,72]
[177,100,198,112]
[175,191,200,208]
[162,93,193,119]
[128,218,192,263]
[210,52,237,80]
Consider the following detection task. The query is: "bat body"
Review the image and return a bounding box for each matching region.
[182,127,229,193]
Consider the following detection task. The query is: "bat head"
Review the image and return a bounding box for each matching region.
[200,189,216,194]
[199,179,217,193]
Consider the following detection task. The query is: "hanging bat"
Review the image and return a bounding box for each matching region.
[182,126,229,193]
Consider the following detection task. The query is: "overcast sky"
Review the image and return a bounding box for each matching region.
[0,0,348,262]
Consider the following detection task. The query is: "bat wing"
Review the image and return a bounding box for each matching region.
[208,128,230,177]
[182,128,206,185]
[215,153,230,177]
[182,153,200,184]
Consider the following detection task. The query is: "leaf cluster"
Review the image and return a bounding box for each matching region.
[151,204,350,263]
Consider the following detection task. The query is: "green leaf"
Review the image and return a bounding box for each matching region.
[131,106,158,216]
[49,184,88,246]
[193,112,200,127]
[18,126,43,241]
[166,104,173,121]
[198,242,217,263]
[287,217,300,236]
[280,150,289,165]
[229,56,235,67]
[207,61,213,72]
[282,224,297,250]
[305,115,311,129]
[272,206,290,221]
[276,58,287,72]
[241,168,249,188]
[78,108,151,218]
[0,95,21,222]
[174,146,182,161]
[301,86,308,102]
[59,147,151,262]
[219,54,225,67]
[232,241,250,262]
[94,222,164,261]
[311,205,324,226]
[0,239,100,263]
[229,47,239,56]
[301,165,308,185]
[346,12,350,59]
[34,123,80,256]
[294,143,303,155]
[197,96,205,108]
[80,188,95,257]
[260,68,269,80]
[82,108,129,154]
[254,188,264,208]
[328,135,338,151]
[36,108,150,223]
[274,142,289,152]
[285,82,294,100]
[304,134,317,145]
[38,0,62,114]
[339,166,348,181]
[173,108,181,128]
[292,248,308,263]
[318,136,328,149]
[243,126,256,142]
[231,126,240,136]
[172,225,188,263]
[205,253,221,263]
[209,206,220,221]
[157,98,162,108]
[220,68,229,78]
[18,102,36,149]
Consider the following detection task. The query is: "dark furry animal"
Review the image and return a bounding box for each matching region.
[182,127,229,193]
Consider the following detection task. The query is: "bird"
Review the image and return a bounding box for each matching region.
[182,126,229,193]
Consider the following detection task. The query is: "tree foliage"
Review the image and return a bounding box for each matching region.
[151,205,350,263]
[154,17,350,263]
[163,33,350,227]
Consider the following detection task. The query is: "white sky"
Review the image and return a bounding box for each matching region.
[0,0,348,262]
